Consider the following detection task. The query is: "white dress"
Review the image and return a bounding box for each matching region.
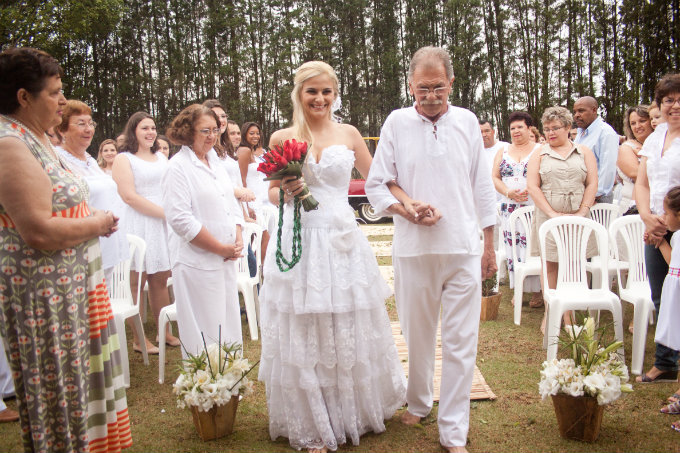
[119,152,171,273]
[655,231,680,350]
[258,145,406,451]
[57,149,129,275]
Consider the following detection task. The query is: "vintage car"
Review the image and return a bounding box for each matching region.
[348,137,391,224]
[348,178,390,223]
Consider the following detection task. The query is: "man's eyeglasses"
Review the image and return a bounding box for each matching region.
[414,87,448,97]
[197,128,221,136]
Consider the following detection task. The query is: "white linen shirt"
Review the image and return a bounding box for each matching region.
[162,146,243,270]
[575,116,620,197]
[639,123,680,215]
[365,104,497,257]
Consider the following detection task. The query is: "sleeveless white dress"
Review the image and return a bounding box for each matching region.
[246,158,277,232]
[119,152,171,273]
[258,145,406,451]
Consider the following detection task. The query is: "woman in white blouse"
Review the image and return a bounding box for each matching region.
[56,100,128,286]
[634,73,680,384]
[162,104,244,355]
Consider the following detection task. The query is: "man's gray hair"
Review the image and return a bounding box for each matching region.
[408,46,454,81]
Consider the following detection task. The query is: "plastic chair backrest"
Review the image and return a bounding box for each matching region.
[590,203,621,258]
[109,234,146,306]
[508,205,535,265]
[589,203,621,229]
[609,215,647,289]
[539,216,608,290]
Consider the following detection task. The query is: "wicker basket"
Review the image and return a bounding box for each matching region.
[190,396,239,441]
[551,394,604,442]
[480,292,502,321]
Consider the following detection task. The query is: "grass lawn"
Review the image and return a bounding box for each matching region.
[1,282,679,452]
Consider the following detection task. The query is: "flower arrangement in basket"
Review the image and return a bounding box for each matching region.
[173,335,258,440]
[258,139,319,272]
[538,316,632,442]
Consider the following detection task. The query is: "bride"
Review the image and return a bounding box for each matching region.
[258,61,406,453]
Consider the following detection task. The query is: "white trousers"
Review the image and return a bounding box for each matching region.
[394,253,481,448]
[173,262,242,357]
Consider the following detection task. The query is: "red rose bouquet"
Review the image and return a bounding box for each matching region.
[257,139,318,211]
[257,139,318,272]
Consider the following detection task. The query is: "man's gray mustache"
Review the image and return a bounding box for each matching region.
[420,100,443,105]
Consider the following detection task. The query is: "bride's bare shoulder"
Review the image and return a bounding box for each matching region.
[268,128,295,148]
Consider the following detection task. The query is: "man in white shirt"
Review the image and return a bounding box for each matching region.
[365,46,497,453]
[479,118,508,177]
[573,96,620,203]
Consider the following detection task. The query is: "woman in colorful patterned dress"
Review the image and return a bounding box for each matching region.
[0,47,131,453]
[491,111,542,308]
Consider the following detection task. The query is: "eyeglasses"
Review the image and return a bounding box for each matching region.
[543,126,565,134]
[197,128,221,136]
[662,97,680,107]
[414,87,448,97]
[72,121,97,129]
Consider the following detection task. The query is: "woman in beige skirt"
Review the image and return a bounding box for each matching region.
[527,106,599,333]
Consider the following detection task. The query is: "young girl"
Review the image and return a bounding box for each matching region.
[655,186,680,431]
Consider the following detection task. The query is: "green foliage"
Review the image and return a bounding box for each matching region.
[481,272,497,297]
[1,0,678,149]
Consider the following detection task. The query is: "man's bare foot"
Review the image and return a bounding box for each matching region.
[307,446,328,453]
[442,445,468,453]
[401,410,421,425]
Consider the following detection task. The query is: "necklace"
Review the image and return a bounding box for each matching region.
[0,114,90,201]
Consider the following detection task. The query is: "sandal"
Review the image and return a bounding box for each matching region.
[636,370,678,383]
[672,421,680,433]
[662,401,680,414]
[668,393,680,403]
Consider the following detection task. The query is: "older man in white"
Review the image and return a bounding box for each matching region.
[365,46,496,453]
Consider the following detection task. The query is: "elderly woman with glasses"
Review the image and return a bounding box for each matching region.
[527,106,598,334]
[56,100,128,287]
[162,104,244,355]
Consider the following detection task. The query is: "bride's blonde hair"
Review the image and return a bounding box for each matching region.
[290,61,339,147]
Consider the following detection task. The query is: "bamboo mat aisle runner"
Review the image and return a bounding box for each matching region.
[390,322,497,401]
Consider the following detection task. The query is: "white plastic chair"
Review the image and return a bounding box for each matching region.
[158,303,177,384]
[609,215,655,375]
[539,217,624,360]
[238,222,264,341]
[507,205,541,325]
[109,234,149,387]
[587,203,627,289]
[495,209,508,284]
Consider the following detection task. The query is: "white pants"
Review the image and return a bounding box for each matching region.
[172,262,242,357]
[394,253,481,448]
[0,337,14,410]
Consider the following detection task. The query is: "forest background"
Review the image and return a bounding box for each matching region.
[1,0,679,151]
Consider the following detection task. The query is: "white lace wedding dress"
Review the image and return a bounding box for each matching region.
[258,144,406,451]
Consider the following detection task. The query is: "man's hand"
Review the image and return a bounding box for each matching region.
[481,226,497,279]
[389,200,442,226]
